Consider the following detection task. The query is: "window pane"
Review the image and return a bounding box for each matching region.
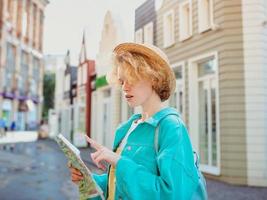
[173,66,182,79]
[179,90,183,114]
[20,51,29,96]
[198,58,215,77]
[211,87,217,166]
[199,82,208,165]
[5,43,16,91]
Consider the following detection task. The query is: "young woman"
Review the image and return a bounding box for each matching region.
[69,43,207,200]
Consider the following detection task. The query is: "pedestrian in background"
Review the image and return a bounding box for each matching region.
[10,121,16,131]
[0,118,6,137]
[38,119,49,139]
[69,42,207,200]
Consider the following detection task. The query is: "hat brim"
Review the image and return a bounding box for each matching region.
[113,43,169,69]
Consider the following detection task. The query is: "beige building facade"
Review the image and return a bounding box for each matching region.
[0,0,48,131]
[135,0,267,186]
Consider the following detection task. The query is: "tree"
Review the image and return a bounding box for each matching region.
[42,73,55,120]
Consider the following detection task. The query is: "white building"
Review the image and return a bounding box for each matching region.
[44,54,65,138]
[91,11,134,149]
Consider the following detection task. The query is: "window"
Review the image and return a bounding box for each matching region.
[5,43,16,92]
[82,64,87,84]
[135,29,143,43]
[11,0,17,26]
[32,4,37,46]
[16,0,23,35]
[144,22,154,44]
[31,58,40,97]
[7,0,13,21]
[39,11,44,51]
[102,89,113,149]
[78,67,82,86]
[169,62,185,119]
[179,0,192,41]
[22,11,27,37]
[19,51,29,96]
[163,10,175,48]
[198,0,214,33]
[25,0,30,39]
[64,74,70,92]
[188,52,220,175]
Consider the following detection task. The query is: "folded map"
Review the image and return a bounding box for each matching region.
[56,134,104,200]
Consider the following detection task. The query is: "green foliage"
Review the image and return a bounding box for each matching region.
[42,73,55,119]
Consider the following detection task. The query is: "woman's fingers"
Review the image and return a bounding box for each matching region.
[69,166,84,184]
[71,170,83,184]
[71,173,83,181]
[90,148,103,161]
[67,161,72,168]
[85,135,102,151]
[94,153,108,170]
[68,164,85,184]
[91,150,107,170]
[70,167,82,176]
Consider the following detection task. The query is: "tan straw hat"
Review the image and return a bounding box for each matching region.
[113,42,170,69]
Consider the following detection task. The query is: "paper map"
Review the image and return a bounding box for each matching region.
[56,134,104,200]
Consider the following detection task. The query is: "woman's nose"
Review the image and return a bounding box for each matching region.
[122,81,130,91]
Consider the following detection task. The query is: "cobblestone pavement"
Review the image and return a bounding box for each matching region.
[0,139,266,200]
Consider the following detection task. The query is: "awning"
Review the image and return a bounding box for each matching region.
[2,100,12,111]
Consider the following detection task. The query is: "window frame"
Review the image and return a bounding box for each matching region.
[179,0,193,41]
[135,28,143,43]
[198,0,214,33]
[144,22,154,44]
[188,51,220,175]
[170,61,186,120]
[163,9,175,48]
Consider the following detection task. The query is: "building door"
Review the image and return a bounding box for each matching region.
[102,89,112,149]
[17,112,26,131]
[197,58,219,174]
[198,77,217,168]
[2,99,12,128]
[61,108,71,141]
[189,53,219,175]
[73,104,87,147]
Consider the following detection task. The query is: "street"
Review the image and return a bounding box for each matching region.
[0,139,266,200]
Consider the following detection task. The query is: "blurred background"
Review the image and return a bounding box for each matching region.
[0,0,267,199]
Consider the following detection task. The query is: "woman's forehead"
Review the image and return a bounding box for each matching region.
[117,67,126,79]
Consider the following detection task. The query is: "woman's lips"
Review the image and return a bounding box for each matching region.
[125,94,134,101]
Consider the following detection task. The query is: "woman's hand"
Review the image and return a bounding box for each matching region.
[85,135,121,170]
[68,162,84,184]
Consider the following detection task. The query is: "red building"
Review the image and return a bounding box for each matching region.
[73,32,96,146]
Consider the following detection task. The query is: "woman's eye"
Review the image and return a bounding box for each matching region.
[119,80,124,85]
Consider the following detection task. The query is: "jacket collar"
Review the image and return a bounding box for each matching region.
[143,107,180,127]
[113,107,180,151]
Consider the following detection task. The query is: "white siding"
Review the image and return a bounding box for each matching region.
[242,0,267,186]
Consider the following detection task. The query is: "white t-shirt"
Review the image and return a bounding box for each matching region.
[119,119,143,150]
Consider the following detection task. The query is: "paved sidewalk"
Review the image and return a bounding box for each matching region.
[0,139,266,200]
[207,178,267,200]
[0,131,38,144]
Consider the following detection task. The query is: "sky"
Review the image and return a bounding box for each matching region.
[43,0,147,65]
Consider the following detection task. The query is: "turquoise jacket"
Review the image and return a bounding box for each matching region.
[90,107,204,200]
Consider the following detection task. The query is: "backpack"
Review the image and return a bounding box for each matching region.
[154,122,208,200]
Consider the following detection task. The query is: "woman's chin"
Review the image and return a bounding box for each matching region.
[127,102,137,107]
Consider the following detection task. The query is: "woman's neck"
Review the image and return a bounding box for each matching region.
[140,92,165,121]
